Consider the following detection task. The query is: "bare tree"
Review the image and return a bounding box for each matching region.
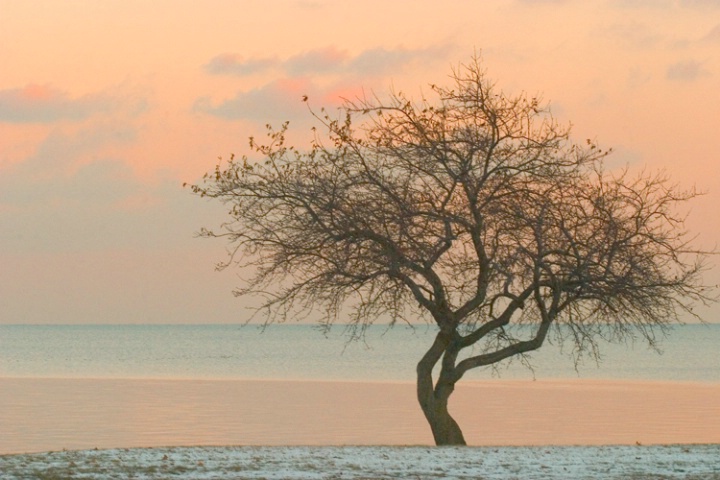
[189,56,714,445]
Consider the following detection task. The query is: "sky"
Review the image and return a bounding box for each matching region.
[1,0,718,325]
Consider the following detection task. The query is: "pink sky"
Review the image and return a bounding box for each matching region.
[1,0,718,324]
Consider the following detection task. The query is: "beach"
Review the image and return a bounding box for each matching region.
[3,445,720,479]
[2,377,719,455]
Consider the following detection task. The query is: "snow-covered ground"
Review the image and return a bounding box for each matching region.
[2,445,719,479]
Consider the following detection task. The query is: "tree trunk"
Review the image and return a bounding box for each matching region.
[420,388,466,446]
[417,332,467,445]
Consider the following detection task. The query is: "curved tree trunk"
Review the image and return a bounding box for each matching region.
[418,383,466,445]
[417,331,467,446]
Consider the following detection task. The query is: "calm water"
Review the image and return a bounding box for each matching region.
[1,323,719,382]
[2,323,719,454]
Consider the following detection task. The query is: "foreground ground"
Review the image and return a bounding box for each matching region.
[1,445,719,479]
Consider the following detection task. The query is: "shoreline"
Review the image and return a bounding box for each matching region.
[2,377,719,455]
[3,374,719,386]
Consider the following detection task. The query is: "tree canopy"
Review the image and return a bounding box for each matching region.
[190,56,714,445]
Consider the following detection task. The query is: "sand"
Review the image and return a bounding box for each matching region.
[1,377,719,455]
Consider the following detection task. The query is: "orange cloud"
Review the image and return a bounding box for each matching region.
[20,84,58,101]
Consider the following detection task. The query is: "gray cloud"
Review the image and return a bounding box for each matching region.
[609,0,674,8]
[666,59,711,81]
[601,22,665,50]
[612,0,720,10]
[612,0,720,8]
[204,54,279,76]
[295,0,324,8]
[197,45,454,123]
[679,0,720,7]
[285,48,349,76]
[0,154,138,208]
[205,45,452,78]
[0,153,209,254]
[4,123,138,190]
[0,157,136,251]
[703,24,720,42]
[63,159,140,203]
[347,47,434,75]
[0,126,139,252]
[515,0,569,4]
[0,84,145,124]
[284,45,450,76]
[194,78,314,121]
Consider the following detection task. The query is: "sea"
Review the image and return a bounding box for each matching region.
[1,323,719,382]
[2,323,720,454]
